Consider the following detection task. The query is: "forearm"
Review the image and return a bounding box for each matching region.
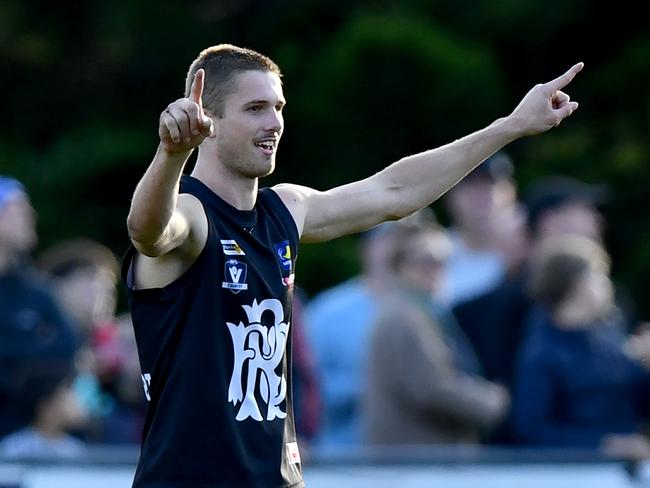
[127,144,192,243]
[408,371,505,428]
[380,116,522,218]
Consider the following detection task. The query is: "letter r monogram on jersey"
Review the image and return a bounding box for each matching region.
[226,299,289,421]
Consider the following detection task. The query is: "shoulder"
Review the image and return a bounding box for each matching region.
[256,186,299,244]
[269,183,318,239]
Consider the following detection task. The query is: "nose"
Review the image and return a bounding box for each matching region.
[265,108,283,134]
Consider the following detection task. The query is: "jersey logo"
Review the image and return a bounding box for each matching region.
[226,299,289,422]
[220,239,245,255]
[222,259,248,293]
[273,240,292,272]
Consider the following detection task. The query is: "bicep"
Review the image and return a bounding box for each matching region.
[274,173,403,243]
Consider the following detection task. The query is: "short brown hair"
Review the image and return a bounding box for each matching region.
[185,44,282,117]
[527,235,610,311]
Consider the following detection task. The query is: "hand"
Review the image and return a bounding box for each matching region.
[508,62,584,136]
[486,383,511,423]
[623,325,650,368]
[601,433,650,460]
[158,68,214,154]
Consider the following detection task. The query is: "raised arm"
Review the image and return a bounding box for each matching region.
[126,69,213,257]
[274,63,583,243]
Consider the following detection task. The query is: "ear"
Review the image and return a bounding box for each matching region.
[202,110,219,139]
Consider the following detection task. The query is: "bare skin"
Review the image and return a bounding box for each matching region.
[127,63,584,289]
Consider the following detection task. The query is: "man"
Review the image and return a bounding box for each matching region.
[123,43,582,487]
[364,223,508,445]
[441,151,516,305]
[525,175,607,243]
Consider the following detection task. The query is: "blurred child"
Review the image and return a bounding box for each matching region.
[0,361,88,459]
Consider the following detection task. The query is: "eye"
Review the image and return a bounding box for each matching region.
[248,105,263,112]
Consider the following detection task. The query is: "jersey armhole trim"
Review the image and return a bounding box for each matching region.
[121,195,213,298]
[261,187,300,248]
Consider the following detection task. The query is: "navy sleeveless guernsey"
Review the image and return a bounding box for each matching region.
[122,176,304,488]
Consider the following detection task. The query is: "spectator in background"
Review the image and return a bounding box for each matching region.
[0,176,76,437]
[452,176,611,437]
[525,175,606,244]
[38,239,144,444]
[441,151,516,306]
[514,235,650,458]
[0,360,88,459]
[38,239,119,344]
[452,202,531,391]
[306,211,433,448]
[305,222,400,447]
[364,223,508,445]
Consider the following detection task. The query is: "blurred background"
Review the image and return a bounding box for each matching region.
[2,0,649,303]
[1,0,650,486]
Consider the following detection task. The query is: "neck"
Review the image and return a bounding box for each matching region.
[192,155,259,211]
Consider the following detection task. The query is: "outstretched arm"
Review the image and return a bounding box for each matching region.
[274,63,583,243]
[127,69,214,257]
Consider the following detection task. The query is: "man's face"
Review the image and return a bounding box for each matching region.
[448,177,515,232]
[399,233,451,296]
[213,70,285,178]
[540,201,603,241]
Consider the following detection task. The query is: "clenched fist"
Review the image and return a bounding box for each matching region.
[159,68,214,154]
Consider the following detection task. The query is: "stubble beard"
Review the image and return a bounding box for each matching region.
[221,141,275,179]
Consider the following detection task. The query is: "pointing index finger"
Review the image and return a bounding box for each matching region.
[545,62,584,91]
[190,68,205,106]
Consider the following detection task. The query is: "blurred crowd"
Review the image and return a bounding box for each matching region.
[303,153,650,460]
[0,176,145,459]
[2,154,650,461]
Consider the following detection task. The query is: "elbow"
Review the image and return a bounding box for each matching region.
[126,214,164,257]
[384,190,424,222]
[380,173,424,221]
[126,212,140,239]
[126,213,148,243]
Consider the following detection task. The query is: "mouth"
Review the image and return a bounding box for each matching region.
[253,139,278,156]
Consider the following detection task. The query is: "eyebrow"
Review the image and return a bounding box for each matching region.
[245,99,286,107]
